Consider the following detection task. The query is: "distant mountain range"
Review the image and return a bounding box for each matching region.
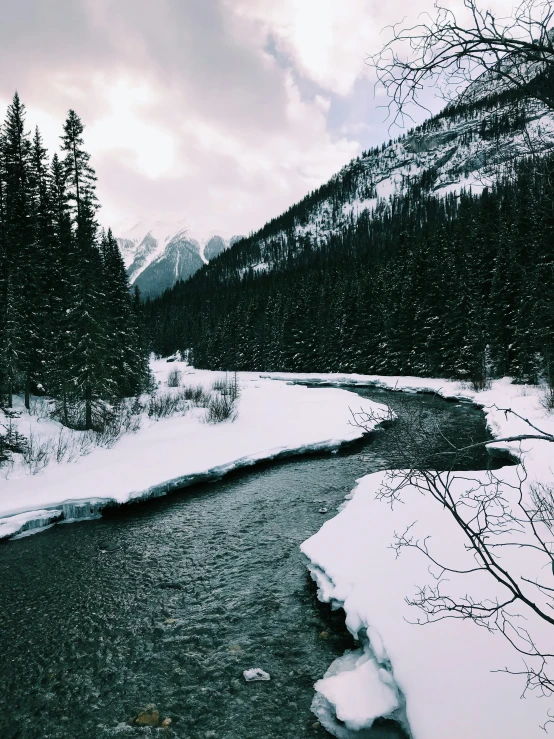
[114,220,244,297]
[121,65,554,300]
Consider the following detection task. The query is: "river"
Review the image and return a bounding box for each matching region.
[0,387,506,739]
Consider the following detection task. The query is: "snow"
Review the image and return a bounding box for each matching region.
[0,361,387,540]
[116,219,189,272]
[302,467,554,739]
[114,218,239,274]
[313,648,401,733]
[243,668,270,682]
[254,371,554,739]
[234,96,554,281]
[3,364,554,737]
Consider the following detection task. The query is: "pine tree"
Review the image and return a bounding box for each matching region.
[101,229,149,396]
[0,131,6,398]
[47,153,75,421]
[61,110,108,428]
[60,109,97,219]
[66,195,112,429]
[1,92,34,407]
[28,127,56,393]
[0,95,149,423]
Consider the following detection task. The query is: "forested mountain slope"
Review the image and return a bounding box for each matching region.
[186,71,554,283]
[146,71,554,387]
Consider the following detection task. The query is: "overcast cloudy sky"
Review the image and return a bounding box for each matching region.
[0,0,493,236]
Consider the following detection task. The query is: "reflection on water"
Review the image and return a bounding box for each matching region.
[0,388,500,739]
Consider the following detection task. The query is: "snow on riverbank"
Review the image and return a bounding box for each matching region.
[275,372,554,739]
[0,361,387,540]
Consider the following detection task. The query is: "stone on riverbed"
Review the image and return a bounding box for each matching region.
[133,705,161,726]
[243,668,270,682]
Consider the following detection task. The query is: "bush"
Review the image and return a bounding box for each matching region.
[182,384,210,407]
[167,368,182,387]
[205,394,237,424]
[211,373,240,402]
[540,385,554,412]
[21,431,53,475]
[147,390,188,420]
[211,377,227,393]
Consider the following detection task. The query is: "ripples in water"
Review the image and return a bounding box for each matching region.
[0,388,501,738]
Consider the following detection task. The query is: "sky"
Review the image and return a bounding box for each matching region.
[0,0,504,237]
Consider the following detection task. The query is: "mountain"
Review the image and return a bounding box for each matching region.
[145,67,554,384]
[179,74,554,282]
[115,220,244,298]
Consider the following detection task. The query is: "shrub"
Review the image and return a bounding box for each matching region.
[205,394,237,424]
[167,368,182,387]
[147,391,187,420]
[540,385,554,412]
[21,431,53,475]
[182,384,210,407]
[211,373,240,402]
[211,377,227,393]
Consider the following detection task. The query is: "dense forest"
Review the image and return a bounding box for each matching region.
[0,92,150,429]
[146,154,554,388]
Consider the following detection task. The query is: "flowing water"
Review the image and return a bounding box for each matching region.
[0,388,507,739]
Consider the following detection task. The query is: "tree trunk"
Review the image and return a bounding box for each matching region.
[63,390,69,427]
[24,367,30,410]
[85,384,92,430]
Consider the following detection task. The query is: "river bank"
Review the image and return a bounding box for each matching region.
[0,386,493,739]
[261,373,554,738]
[2,363,553,738]
[0,361,387,539]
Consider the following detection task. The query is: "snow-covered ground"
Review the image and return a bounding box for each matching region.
[0,361,387,540]
[260,372,554,739]
[3,364,553,738]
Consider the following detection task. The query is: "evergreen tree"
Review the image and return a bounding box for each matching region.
[1,92,34,407]
[0,94,150,425]
[101,229,150,396]
[61,109,98,218]
[65,195,111,429]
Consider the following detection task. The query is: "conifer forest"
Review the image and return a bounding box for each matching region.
[0,93,150,430]
[146,153,554,388]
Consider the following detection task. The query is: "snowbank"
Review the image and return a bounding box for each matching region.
[285,372,554,739]
[0,362,387,540]
[261,370,484,400]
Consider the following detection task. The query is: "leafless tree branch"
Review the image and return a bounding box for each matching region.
[352,392,554,701]
[369,0,554,128]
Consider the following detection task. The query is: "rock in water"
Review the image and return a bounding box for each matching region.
[243,668,270,682]
[134,705,160,726]
[319,507,328,514]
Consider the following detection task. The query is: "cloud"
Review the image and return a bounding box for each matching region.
[85,78,179,180]
[0,0,505,234]
[226,0,378,96]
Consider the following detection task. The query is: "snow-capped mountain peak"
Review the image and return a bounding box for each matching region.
[115,219,244,297]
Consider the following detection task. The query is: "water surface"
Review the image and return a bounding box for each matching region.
[0,388,502,739]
